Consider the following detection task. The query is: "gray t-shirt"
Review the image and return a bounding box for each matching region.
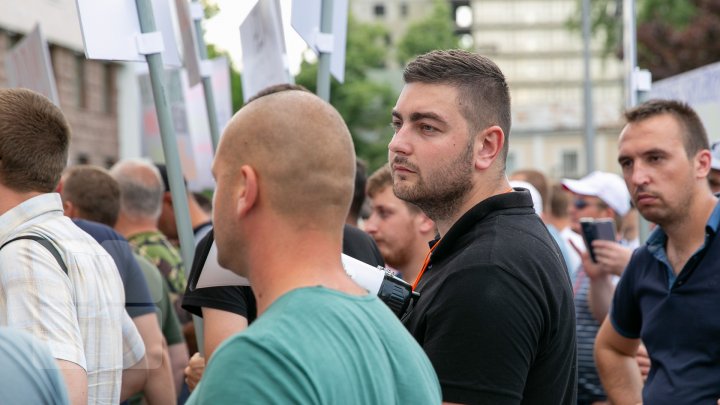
[0,328,69,404]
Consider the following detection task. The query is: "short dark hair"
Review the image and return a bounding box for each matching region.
[247,83,310,104]
[350,160,368,221]
[403,49,511,165]
[624,99,709,157]
[62,165,121,227]
[0,88,70,192]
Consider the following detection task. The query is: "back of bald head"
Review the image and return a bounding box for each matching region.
[219,90,355,228]
[110,159,164,220]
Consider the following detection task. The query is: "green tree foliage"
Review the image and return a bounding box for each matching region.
[295,15,397,170]
[396,0,459,65]
[570,0,720,80]
[200,0,220,19]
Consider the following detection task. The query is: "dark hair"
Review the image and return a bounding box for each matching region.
[403,49,511,166]
[624,99,709,157]
[62,165,121,227]
[0,88,70,192]
[247,83,310,104]
[349,160,368,222]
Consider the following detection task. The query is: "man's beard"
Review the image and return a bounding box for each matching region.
[392,139,474,223]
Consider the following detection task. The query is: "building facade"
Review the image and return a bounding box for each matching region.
[353,0,626,179]
[0,0,120,168]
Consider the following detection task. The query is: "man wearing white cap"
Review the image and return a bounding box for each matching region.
[562,170,633,405]
[709,141,720,194]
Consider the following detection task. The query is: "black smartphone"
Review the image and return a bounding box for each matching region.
[580,218,616,263]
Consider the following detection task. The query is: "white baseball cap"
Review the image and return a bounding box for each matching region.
[561,171,631,216]
[711,141,720,171]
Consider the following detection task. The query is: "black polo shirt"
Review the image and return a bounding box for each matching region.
[182,225,384,322]
[402,189,577,404]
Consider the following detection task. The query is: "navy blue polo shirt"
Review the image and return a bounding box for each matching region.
[610,199,720,404]
[73,219,156,318]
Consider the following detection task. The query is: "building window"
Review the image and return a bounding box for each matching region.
[75,54,87,109]
[399,2,408,17]
[374,4,385,17]
[104,157,116,169]
[561,150,579,177]
[76,153,89,165]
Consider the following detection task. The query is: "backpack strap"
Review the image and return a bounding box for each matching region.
[0,235,68,275]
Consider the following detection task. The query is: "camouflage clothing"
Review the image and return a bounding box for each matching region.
[128,230,190,324]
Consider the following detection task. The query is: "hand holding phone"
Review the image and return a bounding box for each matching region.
[580,218,616,263]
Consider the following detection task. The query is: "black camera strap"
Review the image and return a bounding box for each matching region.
[0,235,68,275]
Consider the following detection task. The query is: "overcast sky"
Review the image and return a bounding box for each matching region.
[203,0,308,74]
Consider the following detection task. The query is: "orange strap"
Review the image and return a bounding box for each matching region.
[411,187,515,291]
[412,239,441,291]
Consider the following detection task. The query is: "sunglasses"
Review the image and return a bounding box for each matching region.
[574,199,601,210]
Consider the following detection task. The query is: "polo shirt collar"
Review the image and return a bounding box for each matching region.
[429,188,535,263]
[0,193,63,244]
[646,198,720,287]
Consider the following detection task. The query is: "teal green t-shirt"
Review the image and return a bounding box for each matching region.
[187,287,441,404]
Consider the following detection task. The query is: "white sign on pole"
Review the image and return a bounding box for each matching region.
[240,0,290,102]
[175,0,202,86]
[330,0,348,83]
[649,62,720,143]
[137,57,231,191]
[75,0,181,67]
[291,0,321,53]
[138,68,197,179]
[291,0,348,83]
[185,57,233,191]
[5,25,60,106]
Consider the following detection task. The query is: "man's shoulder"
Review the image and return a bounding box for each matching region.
[453,213,561,268]
[130,231,183,263]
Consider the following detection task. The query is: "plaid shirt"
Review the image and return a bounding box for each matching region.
[0,193,145,404]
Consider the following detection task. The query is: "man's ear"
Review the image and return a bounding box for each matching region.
[474,125,505,171]
[237,165,258,218]
[694,149,712,178]
[63,200,75,217]
[163,192,173,207]
[416,212,436,235]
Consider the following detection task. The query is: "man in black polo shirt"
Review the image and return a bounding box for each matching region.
[389,49,577,404]
[595,99,720,404]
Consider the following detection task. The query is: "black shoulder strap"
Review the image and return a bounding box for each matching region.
[0,235,68,275]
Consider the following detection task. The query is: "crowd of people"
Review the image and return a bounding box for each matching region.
[0,48,719,404]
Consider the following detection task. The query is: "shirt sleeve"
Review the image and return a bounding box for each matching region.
[609,251,642,339]
[0,240,87,370]
[182,286,252,319]
[122,309,146,369]
[421,265,543,404]
[182,229,255,321]
[189,336,317,404]
[101,239,156,318]
[160,278,185,346]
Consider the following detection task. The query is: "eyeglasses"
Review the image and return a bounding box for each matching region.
[574,199,602,210]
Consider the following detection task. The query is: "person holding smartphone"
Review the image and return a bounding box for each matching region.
[562,171,633,405]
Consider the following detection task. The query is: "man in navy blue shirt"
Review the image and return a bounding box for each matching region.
[595,99,720,404]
